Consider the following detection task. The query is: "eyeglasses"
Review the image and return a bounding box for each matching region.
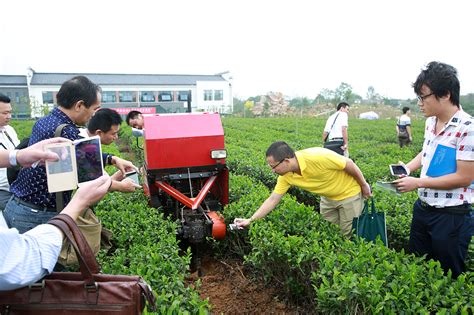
[417,92,434,102]
[269,159,285,169]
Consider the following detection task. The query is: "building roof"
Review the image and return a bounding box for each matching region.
[30,72,227,86]
[0,75,28,86]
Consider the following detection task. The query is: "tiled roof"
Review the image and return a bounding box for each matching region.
[30,73,226,86]
[0,75,28,86]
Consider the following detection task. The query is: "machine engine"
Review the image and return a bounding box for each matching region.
[141,112,228,244]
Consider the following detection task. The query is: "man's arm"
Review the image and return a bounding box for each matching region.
[343,159,371,198]
[342,126,348,150]
[234,192,284,228]
[405,152,422,174]
[406,125,413,141]
[0,175,111,291]
[322,131,329,142]
[395,160,474,192]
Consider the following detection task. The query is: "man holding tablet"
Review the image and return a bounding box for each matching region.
[4,76,137,233]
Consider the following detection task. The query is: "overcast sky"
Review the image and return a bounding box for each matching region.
[1,0,472,100]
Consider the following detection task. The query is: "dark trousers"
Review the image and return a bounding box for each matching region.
[409,199,473,278]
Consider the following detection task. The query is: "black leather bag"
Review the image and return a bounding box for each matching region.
[324,139,344,155]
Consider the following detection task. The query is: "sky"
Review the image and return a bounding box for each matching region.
[1,0,473,100]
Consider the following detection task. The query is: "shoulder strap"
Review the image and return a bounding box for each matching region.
[54,124,69,211]
[48,214,100,280]
[325,113,339,142]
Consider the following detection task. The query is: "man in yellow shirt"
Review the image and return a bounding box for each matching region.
[235,141,372,237]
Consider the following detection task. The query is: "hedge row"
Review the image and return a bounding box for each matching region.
[220,174,474,313]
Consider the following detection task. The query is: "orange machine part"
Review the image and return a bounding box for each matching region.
[207,211,226,240]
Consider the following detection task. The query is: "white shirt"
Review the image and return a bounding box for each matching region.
[0,224,62,291]
[398,114,411,129]
[419,110,474,207]
[324,111,348,140]
[0,125,20,191]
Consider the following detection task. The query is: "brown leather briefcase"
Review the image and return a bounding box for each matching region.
[0,214,156,314]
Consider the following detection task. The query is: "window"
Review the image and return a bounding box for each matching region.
[102,91,116,103]
[158,91,173,102]
[204,90,213,101]
[119,91,136,102]
[214,90,223,101]
[42,91,54,104]
[140,91,155,102]
[178,91,189,101]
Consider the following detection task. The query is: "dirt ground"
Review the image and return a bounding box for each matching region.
[188,255,300,314]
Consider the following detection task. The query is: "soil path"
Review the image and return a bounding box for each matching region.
[189,255,299,314]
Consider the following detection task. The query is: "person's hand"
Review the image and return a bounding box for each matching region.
[111,156,138,174]
[16,137,72,167]
[342,143,348,151]
[110,170,125,181]
[361,182,372,198]
[61,175,111,220]
[112,178,141,193]
[234,217,252,228]
[393,176,419,193]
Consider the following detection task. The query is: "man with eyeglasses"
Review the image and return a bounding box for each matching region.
[393,61,473,278]
[0,94,20,210]
[234,141,372,237]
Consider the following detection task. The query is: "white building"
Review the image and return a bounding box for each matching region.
[9,69,233,117]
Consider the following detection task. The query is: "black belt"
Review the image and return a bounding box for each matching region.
[419,200,471,215]
[13,196,57,212]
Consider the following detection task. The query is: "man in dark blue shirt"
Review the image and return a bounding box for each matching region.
[4,76,136,233]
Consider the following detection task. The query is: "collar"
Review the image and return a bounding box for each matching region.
[52,107,76,126]
[444,110,462,127]
[294,151,306,175]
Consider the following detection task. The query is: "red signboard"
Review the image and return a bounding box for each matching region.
[112,107,156,115]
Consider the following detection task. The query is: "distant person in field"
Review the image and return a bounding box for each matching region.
[396,107,412,147]
[0,94,20,210]
[322,102,349,157]
[234,141,372,237]
[125,110,144,137]
[393,61,474,278]
[79,108,140,193]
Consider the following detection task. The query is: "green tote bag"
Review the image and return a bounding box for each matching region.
[352,197,388,246]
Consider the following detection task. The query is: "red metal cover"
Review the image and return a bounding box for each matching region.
[143,113,225,170]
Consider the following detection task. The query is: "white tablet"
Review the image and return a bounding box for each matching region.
[45,142,77,193]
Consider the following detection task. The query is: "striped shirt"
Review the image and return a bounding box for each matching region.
[419,110,474,207]
[0,224,62,291]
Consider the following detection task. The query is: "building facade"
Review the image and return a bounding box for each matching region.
[0,69,233,118]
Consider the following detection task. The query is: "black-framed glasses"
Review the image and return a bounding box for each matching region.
[269,159,285,169]
[417,92,434,102]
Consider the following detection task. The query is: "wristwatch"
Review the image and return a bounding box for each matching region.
[9,149,18,167]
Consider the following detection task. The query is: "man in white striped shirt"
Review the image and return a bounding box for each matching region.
[394,62,474,278]
[0,138,111,290]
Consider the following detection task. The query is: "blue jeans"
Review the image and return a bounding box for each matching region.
[3,198,58,234]
[409,199,473,278]
[0,190,13,210]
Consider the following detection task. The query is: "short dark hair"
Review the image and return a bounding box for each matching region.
[265,141,295,161]
[56,76,102,109]
[0,93,11,104]
[337,102,349,111]
[87,108,122,133]
[413,61,460,107]
[125,110,142,125]
[402,107,410,114]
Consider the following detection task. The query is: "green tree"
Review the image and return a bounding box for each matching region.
[333,82,353,105]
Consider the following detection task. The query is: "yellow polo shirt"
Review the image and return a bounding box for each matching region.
[273,147,361,200]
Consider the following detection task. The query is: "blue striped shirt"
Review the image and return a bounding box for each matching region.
[0,224,62,291]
